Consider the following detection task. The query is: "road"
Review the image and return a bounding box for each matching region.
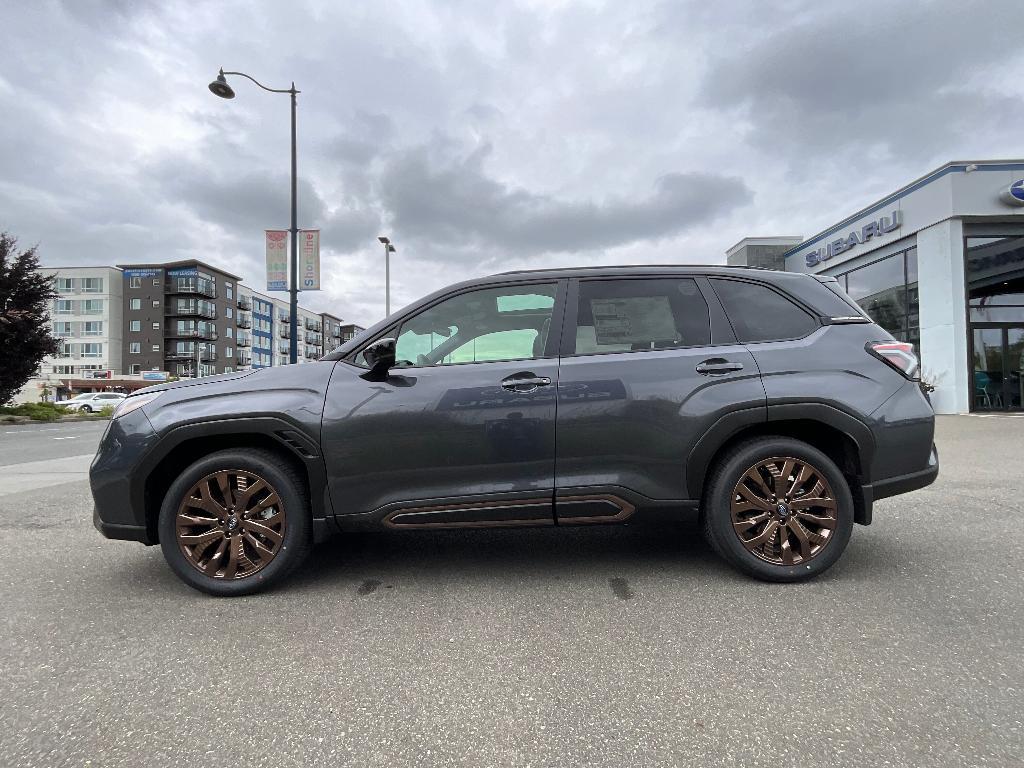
[0,416,1021,767]
[0,421,106,493]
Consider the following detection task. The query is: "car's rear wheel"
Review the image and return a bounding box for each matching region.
[80,405,92,413]
[158,449,311,596]
[702,437,854,582]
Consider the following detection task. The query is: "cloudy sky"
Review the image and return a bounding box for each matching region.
[2,0,1023,326]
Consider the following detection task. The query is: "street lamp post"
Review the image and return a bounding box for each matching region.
[377,236,397,316]
[209,68,300,365]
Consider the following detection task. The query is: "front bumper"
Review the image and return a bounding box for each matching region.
[90,407,159,544]
[93,505,150,543]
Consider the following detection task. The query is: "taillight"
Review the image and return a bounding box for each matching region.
[866,341,920,380]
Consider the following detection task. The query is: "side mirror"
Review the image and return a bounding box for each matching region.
[363,337,397,376]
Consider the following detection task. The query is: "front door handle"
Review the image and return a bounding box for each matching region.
[695,358,744,375]
[501,374,552,392]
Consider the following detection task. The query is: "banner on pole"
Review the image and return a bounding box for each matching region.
[265,230,288,291]
[299,229,320,290]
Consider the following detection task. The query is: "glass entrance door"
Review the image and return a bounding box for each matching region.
[971,326,1024,411]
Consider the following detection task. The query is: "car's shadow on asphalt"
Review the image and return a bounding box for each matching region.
[287,521,736,591]
[106,520,909,597]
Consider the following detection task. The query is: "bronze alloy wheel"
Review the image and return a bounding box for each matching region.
[175,469,286,580]
[730,456,838,566]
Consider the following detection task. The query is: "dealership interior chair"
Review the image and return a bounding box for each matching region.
[974,371,1003,408]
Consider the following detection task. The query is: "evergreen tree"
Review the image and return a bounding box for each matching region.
[0,232,59,405]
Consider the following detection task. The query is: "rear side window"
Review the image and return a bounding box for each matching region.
[571,278,711,354]
[711,279,817,342]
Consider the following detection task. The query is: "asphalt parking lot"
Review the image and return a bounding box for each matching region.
[0,416,1021,767]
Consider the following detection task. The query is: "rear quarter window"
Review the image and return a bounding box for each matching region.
[710,279,818,342]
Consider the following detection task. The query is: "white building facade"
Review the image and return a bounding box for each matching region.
[15,267,125,403]
[738,160,1024,414]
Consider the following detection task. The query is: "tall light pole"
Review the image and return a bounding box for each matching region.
[209,68,300,364]
[378,236,397,316]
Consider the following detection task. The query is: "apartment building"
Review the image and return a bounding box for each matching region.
[118,261,242,377]
[43,266,124,379]
[12,260,364,403]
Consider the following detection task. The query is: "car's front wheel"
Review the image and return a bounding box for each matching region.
[79,405,92,413]
[702,437,854,582]
[158,449,312,596]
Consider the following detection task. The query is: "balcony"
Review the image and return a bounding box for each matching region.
[171,305,216,319]
[236,315,252,329]
[304,333,322,344]
[331,327,342,338]
[304,319,322,331]
[278,327,292,339]
[237,297,252,311]
[166,349,217,362]
[170,278,216,298]
[174,329,218,340]
[237,355,252,366]
[278,314,290,324]
[236,336,251,348]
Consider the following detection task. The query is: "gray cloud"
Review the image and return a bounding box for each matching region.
[380,141,750,256]
[700,0,1024,160]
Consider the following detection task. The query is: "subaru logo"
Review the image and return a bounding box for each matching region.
[999,179,1024,207]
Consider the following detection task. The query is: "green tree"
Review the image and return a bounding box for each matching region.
[0,233,59,405]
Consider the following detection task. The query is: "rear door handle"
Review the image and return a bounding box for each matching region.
[500,374,552,392]
[695,358,744,375]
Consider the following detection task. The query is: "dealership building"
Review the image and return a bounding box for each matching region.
[730,159,1024,414]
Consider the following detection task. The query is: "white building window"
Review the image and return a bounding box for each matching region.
[130,320,141,331]
[81,277,103,293]
[152,322,160,330]
[130,276,142,288]
[82,343,102,358]
[82,299,103,314]
[226,347,233,358]
[130,298,141,310]
[56,277,74,292]
[53,321,73,336]
[130,364,142,374]
[152,299,160,308]
[83,321,103,336]
[129,342,141,354]
[152,344,160,352]
[55,299,73,314]
[226,327,233,339]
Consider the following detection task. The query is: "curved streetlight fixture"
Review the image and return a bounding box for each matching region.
[378,236,397,316]
[208,67,301,365]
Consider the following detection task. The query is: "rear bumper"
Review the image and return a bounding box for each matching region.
[857,444,938,524]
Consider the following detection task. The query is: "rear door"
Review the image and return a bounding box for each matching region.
[554,275,765,519]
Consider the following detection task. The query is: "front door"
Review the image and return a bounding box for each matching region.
[971,325,1024,411]
[321,280,565,526]
[554,276,765,520]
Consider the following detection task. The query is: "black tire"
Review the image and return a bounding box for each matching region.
[158,449,312,596]
[80,405,92,413]
[702,437,854,582]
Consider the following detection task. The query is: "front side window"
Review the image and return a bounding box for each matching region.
[393,283,557,367]
[711,279,817,343]
[571,278,710,355]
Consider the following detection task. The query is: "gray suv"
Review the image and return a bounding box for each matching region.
[91,266,937,595]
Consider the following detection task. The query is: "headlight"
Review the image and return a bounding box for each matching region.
[112,392,162,419]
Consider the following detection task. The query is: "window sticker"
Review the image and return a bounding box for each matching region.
[590,296,677,345]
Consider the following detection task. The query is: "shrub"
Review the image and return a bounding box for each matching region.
[0,402,70,421]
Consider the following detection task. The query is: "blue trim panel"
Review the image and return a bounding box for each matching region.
[785,162,1024,258]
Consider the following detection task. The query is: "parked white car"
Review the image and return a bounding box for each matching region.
[56,392,127,413]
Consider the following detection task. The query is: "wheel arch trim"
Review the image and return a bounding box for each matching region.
[133,417,332,544]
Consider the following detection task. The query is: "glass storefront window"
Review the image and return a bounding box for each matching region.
[836,248,919,356]
[967,236,1024,323]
